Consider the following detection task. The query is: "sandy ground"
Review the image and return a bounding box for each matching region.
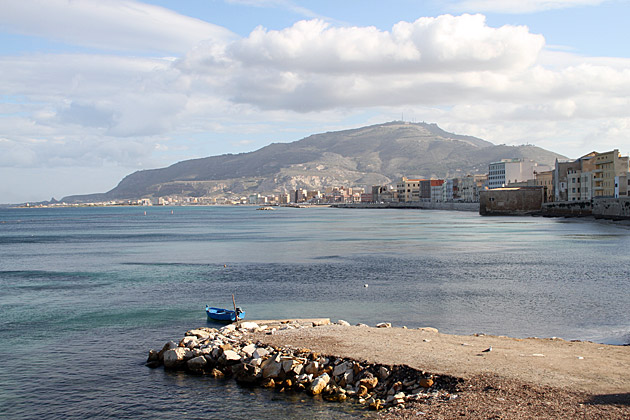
[248,322,630,419]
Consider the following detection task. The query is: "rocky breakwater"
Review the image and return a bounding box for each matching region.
[146,321,459,412]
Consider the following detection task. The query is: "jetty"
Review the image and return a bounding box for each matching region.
[147,319,630,419]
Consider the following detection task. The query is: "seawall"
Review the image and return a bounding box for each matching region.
[333,202,479,212]
[542,197,630,220]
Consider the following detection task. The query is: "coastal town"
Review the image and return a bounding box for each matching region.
[28,148,630,219]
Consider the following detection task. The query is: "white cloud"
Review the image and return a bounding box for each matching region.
[229,15,544,74]
[0,0,237,53]
[450,0,606,14]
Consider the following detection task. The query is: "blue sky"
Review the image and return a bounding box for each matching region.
[1,0,630,203]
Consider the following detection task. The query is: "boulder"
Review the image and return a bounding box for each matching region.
[158,341,178,361]
[238,322,260,330]
[419,377,434,388]
[147,349,159,363]
[187,356,208,372]
[234,363,261,384]
[281,357,297,374]
[290,362,304,376]
[310,373,330,395]
[241,343,257,357]
[146,350,161,368]
[336,320,351,326]
[341,370,354,387]
[186,329,211,339]
[333,361,352,377]
[163,347,192,369]
[180,336,198,349]
[220,324,237,333]
[360,377,378,390]
[252,348,269,359]
[261,356,283,379]
[221,350,242,364]
[304,361,320,375]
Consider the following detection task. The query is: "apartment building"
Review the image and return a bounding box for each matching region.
[397,177,424,202]
[593,149,629,197]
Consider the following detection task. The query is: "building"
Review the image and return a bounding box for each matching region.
[441,179,453,202]
[593,149,629,197]
[360,193,372,202]
[460,174,487,202]
[419,180,431,201]
[430,179,444,202]
[615,174,630,198]
[397,177,424,202]
[535,170,554,203]
[553,150,628,201]
[488,159,550,189]
[371,185,396,203]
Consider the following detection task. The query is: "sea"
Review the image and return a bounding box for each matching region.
[1,205,629,419]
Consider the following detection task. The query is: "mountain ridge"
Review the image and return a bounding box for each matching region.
[62,121,565,202]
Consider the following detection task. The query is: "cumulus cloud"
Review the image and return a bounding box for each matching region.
[0,0,237,53]
[229,15,544,74]
[450,0,606,14]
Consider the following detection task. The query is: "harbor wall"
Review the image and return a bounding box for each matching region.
[541,198,630,220]
[333,202,479,212]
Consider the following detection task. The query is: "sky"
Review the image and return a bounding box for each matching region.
[1,0,630,203]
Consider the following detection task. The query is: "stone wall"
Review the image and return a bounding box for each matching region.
[479,187,544,216]
[593,197,630,220]
[334,202,479,212]
[541,201,593,217]
[541,198,630,220]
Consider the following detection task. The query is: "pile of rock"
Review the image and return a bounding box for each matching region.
[146,322,458,411]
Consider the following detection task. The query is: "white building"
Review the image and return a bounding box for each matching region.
[488,159,550,189]
[441,179,453,202]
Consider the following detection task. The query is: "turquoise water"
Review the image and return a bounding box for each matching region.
[1,206,629,419]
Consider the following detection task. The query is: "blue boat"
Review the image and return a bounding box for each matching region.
[206,306,245,322]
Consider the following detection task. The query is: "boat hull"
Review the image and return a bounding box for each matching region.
[205,306,245,322]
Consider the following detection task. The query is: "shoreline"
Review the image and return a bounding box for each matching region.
[147,319,630,418]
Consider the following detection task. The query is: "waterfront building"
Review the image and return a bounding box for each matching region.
[397,177,424,202]
[430,179,445,202]
[488,159,549,189]
[535,170,554,203]
[615,173,630,198]
[441,179,453,202]
[593,149,629,197]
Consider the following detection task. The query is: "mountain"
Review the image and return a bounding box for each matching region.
[62,121,566,202]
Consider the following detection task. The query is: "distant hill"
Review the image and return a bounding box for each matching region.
[63,121,565,202]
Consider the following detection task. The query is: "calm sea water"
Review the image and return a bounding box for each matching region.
[1,206,629,419]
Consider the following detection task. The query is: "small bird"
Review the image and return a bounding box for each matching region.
[481,346,493,353]
[364,284,368,288]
